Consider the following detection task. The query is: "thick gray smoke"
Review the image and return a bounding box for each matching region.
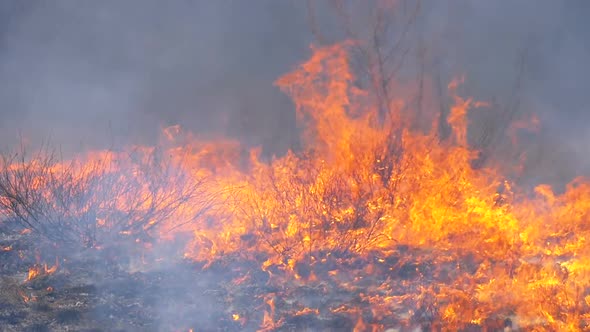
[426,1,590,184]
[0,1,588,167]
[0,1,309,155]
[0,1,588,179]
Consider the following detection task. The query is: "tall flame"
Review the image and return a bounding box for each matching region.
[1,42,590,330]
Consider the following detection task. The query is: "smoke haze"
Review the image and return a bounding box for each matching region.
[0,0,588,173]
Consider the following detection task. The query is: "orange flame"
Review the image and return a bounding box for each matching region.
[1,42,590,330]
[26,259,58,282]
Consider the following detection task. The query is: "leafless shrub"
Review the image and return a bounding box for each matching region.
[0,144,205,249]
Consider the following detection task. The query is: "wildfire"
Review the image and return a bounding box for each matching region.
[26,260,58,282]
[18,288,36,303]
[1,42,590,330]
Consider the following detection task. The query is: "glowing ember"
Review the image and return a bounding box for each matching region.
[17,288,36,303]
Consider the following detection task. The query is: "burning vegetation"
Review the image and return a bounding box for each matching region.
[0,42,589,331]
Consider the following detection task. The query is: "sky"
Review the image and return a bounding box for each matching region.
[0,0,588,177]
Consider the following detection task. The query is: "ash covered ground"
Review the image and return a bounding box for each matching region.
[0,224,521,332]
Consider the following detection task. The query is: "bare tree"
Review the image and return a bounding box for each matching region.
[305,0,535,175]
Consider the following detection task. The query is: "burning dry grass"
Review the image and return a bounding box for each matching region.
[0,42,590,330]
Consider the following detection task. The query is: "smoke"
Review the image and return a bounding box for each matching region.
[0,1,588,155]
[0,0,310,156]
[427,0,590,174]
[0,1,588,165]
[435,0,590,184]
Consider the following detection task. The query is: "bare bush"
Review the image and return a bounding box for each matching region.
[0,145,204,248]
